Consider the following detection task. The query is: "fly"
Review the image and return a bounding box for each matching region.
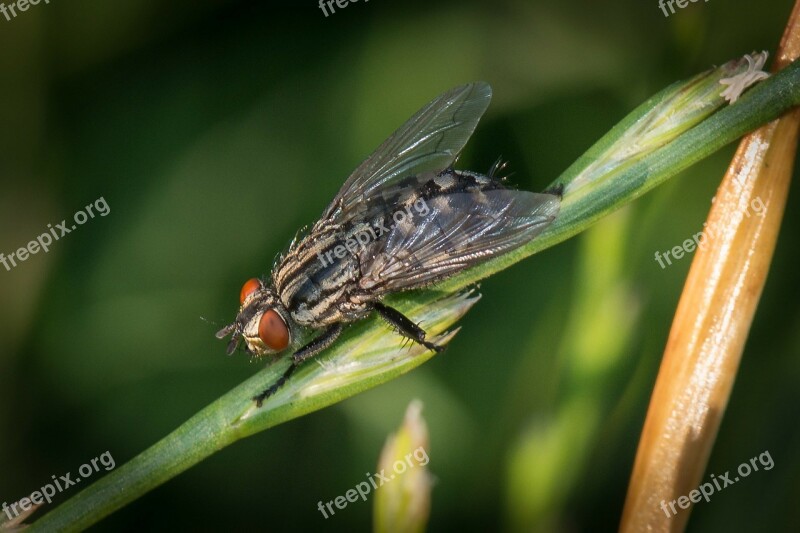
[216,82,562,406]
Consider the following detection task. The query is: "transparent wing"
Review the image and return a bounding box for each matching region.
[359,190,560,294]
[322,82,492,222]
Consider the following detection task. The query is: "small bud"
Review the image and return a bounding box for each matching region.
[566,51,773,195]
[374,400,432,533]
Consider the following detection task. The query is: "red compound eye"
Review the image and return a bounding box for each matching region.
[258,309,290,351]
[239,278,262,304]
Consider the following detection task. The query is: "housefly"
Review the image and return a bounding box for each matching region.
[216,82,562,406]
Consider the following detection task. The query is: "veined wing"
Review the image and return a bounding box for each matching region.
[358,189,560,294]
[322,82,492,223]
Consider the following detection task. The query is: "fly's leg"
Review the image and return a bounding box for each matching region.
[543,183,564,198]
[253,323,344,407]
[373,302,444,353]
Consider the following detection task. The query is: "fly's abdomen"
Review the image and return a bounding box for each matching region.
[355,168,560,294]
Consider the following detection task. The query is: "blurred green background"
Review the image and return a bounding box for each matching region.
[1,0,798,531]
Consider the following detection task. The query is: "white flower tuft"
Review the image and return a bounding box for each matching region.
[719,51,770,103]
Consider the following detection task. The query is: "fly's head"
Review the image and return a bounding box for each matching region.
[216,278,294,357]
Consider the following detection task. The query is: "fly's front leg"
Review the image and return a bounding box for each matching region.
[253,323,344,406]
[373,302,444,352]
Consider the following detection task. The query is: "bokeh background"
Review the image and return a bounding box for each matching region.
[1,0,798,531]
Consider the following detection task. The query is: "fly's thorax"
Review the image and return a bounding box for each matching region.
[273,222,370,328]
[273,224,342,294]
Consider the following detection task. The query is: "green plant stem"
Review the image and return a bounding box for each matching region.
[439,58,800,293]
[28,58,800,532]
[25,345,430,531]
[29,291,466,532]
